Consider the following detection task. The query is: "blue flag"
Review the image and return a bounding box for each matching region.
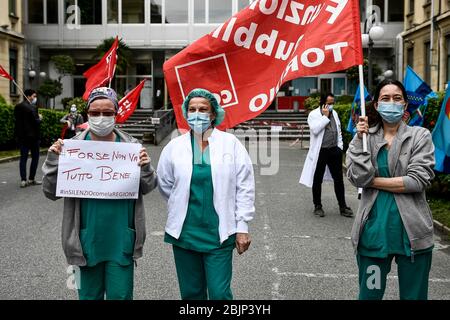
[431,87,450,173]
[404,66,438,127]
[347,85,371,136]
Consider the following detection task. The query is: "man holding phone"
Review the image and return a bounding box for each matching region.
[300,93,353,218]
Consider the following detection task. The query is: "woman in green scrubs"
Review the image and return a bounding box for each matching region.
[157,89,255,300]
[347,80,436,300]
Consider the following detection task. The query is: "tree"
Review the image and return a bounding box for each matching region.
[50,55,75,82]
[38,79,63,109]
[94,37,132,75]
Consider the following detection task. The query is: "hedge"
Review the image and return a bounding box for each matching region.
[0,102,66,148]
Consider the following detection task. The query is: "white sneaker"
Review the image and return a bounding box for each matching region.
[20,181,27,188]
[27,180,42,186]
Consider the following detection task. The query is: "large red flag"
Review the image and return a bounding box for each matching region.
[164,0,363,130]
[0,64,13,81]
[116,79,148,124]
[82,37,119,100]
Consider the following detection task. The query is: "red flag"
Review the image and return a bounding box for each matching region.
[82,37,119,100]
[164,0,363,130]
[0,64,13,81]
[116,79,148,124]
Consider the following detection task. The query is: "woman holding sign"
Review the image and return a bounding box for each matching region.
[157,88,255,300]
[346,80,435,300]
[42,87,158,300]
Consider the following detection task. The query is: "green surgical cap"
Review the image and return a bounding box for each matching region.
[181,88,226,127]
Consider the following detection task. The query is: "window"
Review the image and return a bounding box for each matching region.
[107,0,118,23]
[447,37,450,83]
[9,0,17,16]
[409,0,414,13]
[407,47,414,68]
[194,0,206,23]
[166,0,188,23]
[333,78,346,96]
[372,0,385,22]
[78,0,102,24]
[9,49,18,95]
[425,42,431,85]
[150,0,162,23]
[64,0,101,25]
[123,0,144,23]
[388,0,403,22]
[209,0,232,23]
[47,0,59,24]
[238,0,250,11]
[29,0,44,23]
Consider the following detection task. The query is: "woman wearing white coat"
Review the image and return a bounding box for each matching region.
[157,88,255,300]
[299,93,353,218]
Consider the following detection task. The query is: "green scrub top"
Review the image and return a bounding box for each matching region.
[165,133,236,252]
[358,146,433,258]
[80,133,136,267]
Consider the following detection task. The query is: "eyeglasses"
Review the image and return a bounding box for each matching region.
[88,111,115,117]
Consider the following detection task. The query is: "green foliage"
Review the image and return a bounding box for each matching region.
[38,79,63,107]
[50,55,75,81]
[94,37,132,75]
[60,97,74,109]
[304,96,320,111]
[66,97,88,114]
[39,108,66,145]
[336,95,354,105]
[0,103,15,145]
[423,91,445,132]
[0,94,6,105]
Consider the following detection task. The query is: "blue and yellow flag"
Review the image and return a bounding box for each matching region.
[432,87,450,173]
[404,66,437,127]
[347,85,371,136]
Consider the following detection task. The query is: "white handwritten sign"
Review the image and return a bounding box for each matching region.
[56,140,141,199]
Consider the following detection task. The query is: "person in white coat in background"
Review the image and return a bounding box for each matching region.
[300,93,353,218]
[157,88,255,300]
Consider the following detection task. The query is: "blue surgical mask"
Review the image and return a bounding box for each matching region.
[377,102,405,124]
[328,104,334,113]
[187,112,211,134]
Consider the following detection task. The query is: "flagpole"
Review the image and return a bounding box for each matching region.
[358,65,368,153]
[12,79,32,104]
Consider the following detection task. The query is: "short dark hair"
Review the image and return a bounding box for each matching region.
[24,89,36,98]
[319,93,334,106]
[373,79,408,104]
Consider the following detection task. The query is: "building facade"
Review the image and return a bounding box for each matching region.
[22,0,253,109]
[1,0,25,105]
[22,0,405,111]
[400,0,450,92]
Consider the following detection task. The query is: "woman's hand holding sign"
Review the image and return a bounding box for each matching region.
[49,139,64,155]
[138,147,150,167]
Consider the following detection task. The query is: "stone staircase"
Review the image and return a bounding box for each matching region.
[232,110,310,141]
[116,109,175,145]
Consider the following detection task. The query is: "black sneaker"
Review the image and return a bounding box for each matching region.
[314,205,325,217]
[340,206,354,218]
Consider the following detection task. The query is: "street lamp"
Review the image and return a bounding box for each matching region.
[362,19,384,91]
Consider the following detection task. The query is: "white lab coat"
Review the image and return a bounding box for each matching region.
[299,107,343,188]
[157,128,255,243]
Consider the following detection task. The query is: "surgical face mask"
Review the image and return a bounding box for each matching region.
[70,106,77,114]
[377,102,405,124]
[327,104,334,113]
[187,112,212,134]
[31,97,37,105]
[88,115,115,137]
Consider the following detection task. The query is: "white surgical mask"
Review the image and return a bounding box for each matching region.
[88,116,115,137]
[31,97,37,105]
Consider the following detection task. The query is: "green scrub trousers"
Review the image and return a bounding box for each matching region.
[357,146,432,300]
[165,134,236,300]
[78,133,136,300]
